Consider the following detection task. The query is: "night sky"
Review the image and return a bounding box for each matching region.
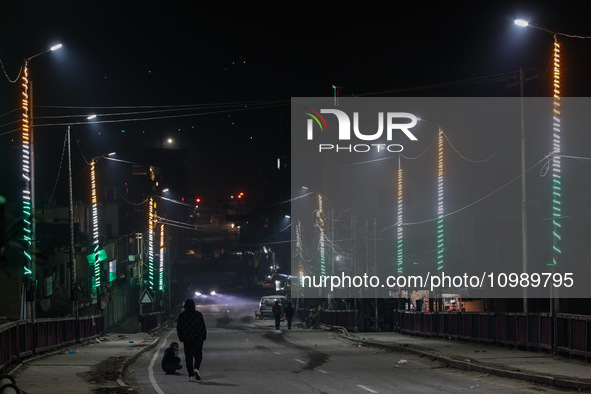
[2,1,591,233]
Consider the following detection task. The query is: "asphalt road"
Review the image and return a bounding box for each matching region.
[125,295,572,393]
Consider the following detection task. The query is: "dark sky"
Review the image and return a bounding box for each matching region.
[2,1,591,215]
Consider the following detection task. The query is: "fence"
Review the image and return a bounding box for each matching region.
[138,312,165,332]
[0,315,103,373]
[394,311,591,360]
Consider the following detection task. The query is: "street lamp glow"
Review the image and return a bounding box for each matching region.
[107,152,116,156]
[162,188,169,193]
[514,19,529,27]
[50,43,63,51]
[87,114,97,120]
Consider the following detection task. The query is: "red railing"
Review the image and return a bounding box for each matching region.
[319,310,356,331]
[0,315,103,373]
[394,311,591,360]
[138,312,165,332]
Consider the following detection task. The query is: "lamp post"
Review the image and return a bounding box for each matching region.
[20,43,62,320]
[514,20,591,316]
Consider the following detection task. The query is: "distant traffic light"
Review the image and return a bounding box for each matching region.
[195,197,201,204]
[237,192,244,199]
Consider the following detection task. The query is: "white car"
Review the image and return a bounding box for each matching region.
[257,295,286,319]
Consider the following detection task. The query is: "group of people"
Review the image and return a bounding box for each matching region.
[272,299,295,330]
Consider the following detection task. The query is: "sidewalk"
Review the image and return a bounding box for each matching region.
[9,331,159,393]
[338,329,591,391]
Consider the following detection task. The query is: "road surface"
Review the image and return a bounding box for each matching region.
[125,294,570,393]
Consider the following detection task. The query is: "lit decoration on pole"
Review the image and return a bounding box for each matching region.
[550,35,562,266]
[159,223,164,291]
[437,128,445,271]
[90,159,101,290]
[396,157,404,275]
[21,63,33,276]
[147,198,156,290]
[317,194,326,276]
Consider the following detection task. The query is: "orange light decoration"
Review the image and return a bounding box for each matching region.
[21,64,32,275]
[159,223,164,291]
[437,128,444,271]
[550,35,562,265]
[148,198,155,290]
[90,160,101,289]
[396,158,403,275]
[317,194,326,276]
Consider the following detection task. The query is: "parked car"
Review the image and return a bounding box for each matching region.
[257,295,286,319]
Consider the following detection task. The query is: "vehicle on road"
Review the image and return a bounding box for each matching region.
[257,295,286,319]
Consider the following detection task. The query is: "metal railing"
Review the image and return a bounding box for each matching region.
[394,311,591,360]
[0,315,103,373]
[138,312,165,332]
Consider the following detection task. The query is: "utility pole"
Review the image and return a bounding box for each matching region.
[67,126,77,318]
[508,68,538,313]
[520,68,528,314]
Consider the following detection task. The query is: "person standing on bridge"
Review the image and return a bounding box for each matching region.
[284,301,295,330]
[272,300,282,330]
[177,298,207,382]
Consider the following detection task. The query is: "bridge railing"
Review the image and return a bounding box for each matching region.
[394,311,591,360]
[0,315,103,373]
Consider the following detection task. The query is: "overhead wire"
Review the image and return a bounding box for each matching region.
[41,130,69,211]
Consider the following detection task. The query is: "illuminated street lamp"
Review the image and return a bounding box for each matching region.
[514,19,562,288]
[20,43,62,319]
[514,19,591,313]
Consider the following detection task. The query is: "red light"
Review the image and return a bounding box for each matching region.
[238,192,244,199]
[195,197,201,203]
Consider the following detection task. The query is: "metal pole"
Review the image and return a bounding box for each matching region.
[68,126,77,317]
[520,68,528,314]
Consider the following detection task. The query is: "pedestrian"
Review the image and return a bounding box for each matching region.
[284,301,295,330]
[177,298,207,382]
[272,299,282,330]
[161,342,183,375]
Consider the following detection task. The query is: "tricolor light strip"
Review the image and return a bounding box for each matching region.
[148,197,155,290]
[437,129,444,271]
[21,64,33,275]
[90,160,101,290]
[159,223,164,291]
[550,35,562,266]
[396,158,404,275]
[317,194,326,276]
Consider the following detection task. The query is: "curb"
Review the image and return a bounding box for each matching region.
[339,334,591,391]
[116,336,161,387]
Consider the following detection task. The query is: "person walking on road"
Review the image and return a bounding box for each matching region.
[272,300,282,330]
[161,342,183,375]
[284,301,295,330]
[177,298,207,382]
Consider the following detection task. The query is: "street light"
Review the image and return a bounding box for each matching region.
[514,20,591,314]
[20,43,62,319]
[515,19,562,314]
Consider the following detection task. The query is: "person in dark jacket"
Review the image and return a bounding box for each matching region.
[284,301,295,330]
[161,342,182,374]
[177,298,207,382]
[272,300,282,330]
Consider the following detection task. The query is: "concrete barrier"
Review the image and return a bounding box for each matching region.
[0,375,19,394]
